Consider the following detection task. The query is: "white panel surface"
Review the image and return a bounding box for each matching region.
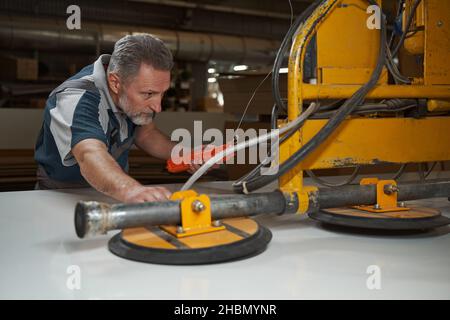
[0,181,449,299]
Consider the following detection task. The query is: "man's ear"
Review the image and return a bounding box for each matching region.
[108,72,121,95]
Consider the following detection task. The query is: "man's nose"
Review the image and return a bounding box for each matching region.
[149,100,162,113]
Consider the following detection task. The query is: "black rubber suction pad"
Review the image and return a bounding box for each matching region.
[108,217,272,265]
[74,202,88,239]
[309,206,450,231]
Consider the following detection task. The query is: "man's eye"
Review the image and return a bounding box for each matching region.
[144,92,154,98]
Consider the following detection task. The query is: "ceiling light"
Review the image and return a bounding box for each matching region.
[233,65,248,71]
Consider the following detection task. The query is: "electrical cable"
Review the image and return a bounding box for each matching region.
[233,0,387,193]
[391,163,407,180]
[272,0,323,112]
[311,100,418,118]
[391,0,422,57]
[181,0,328,190]
[234,71,272,133]
[423,162,438,179]
[234,102,321,186]
[418,162,425,181]
[306,166,360,188]
[180,0,389,193]
[250,0,419,189]
[180,103,318,191]
[388,0,405,48]
[384,0,413,84]
[270,104,280,131]
[385,43,411,84]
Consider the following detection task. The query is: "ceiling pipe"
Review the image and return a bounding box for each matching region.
[0,15,280,65]
[130,0,293,19]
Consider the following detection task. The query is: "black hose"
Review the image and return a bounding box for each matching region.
[392,163,408,180]
[386,43,411,84]
[391,0,422,57]
[306,166,360,188]
[313,180,450,210]
[270,104,280,130]
[388,0,406,48]
[385,0,414,84]
[272,0,323,112]
[424,162,438,178]
[233,102,320,188]
[234,2,387,194]
[312,99,418,118]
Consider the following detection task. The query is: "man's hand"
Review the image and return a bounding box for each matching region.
[72,138,172,203]
[186,162,221,174]
[122,186,172,203]
[187,163,202,174]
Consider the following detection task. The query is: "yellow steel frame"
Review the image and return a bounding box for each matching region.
[301,117,450,169]
[280,0,450,213]
[423,0,450,85]
[301,84,450,100]
[316,0,384,85]
[281,0,340,194]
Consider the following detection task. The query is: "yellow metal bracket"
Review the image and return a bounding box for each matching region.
[294,186,319,214]
[160,190,225,238]
[353,178,410,213]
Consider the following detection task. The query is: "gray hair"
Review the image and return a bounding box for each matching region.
[108,34,173,84]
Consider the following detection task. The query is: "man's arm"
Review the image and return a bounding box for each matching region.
[72,138,171,203]
[135,122,220,174]
[135,122,176,160]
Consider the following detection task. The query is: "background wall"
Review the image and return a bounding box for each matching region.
[0,109,229,149]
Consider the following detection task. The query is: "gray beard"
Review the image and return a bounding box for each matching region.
[119,94,154,126]
[129,113,154,126]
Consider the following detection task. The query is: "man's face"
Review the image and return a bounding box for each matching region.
[115,64,171,125]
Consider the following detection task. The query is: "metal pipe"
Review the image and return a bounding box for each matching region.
[75,180,450,239]
[75,191,287,238]
[0,14,279,65]
[310,180,450,212]
[210,192,287,218]
[130,0,293,20]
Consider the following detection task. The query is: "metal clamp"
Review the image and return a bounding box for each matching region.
[353,178,410,213]
[160,190,225,238]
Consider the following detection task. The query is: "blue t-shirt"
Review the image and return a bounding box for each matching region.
[35,54,137,182]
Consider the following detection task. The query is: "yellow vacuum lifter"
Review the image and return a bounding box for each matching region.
[75,0,450,265]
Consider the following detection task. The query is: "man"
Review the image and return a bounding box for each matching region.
[35,34,201,203]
